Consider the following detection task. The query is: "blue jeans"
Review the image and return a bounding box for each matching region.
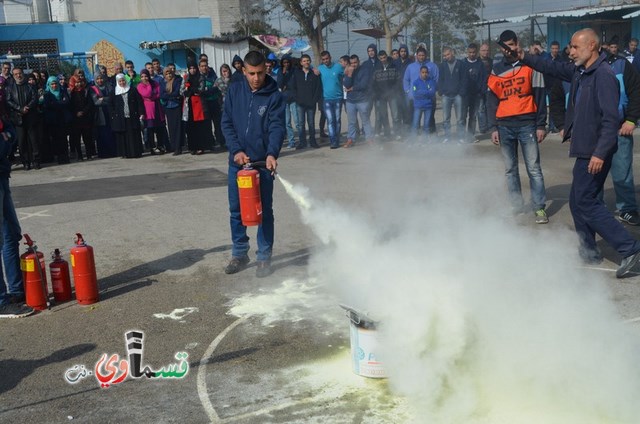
[441,94,464,137]
[611,134,637,214]
[461,93,482,136]
[411,107,432,140]
[324,99,342,147]
[0,177,23,305]
[477,93,488,133]
[390,95,404,133]
[296,104,316,146]
[498,125,546,211]
[346,101,373,141]
[374,98,391,136]
[285,102,298,147]
[228,166,274,262]
[571,157,640,258]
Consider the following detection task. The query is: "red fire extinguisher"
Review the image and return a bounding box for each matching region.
[50,248,72,302]
[70,233,99,305]
[21,234,50,311]
[237,162,263,226]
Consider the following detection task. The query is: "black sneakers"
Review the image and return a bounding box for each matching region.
[224,256,250,274]
[618,211,640,226]
[617,250,640,278]
[0,303,35,318]
[255,261,273,278]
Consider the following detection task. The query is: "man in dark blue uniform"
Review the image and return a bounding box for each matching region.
[222,51,285,278]
[0,117,33,318]
[521,28,640,277]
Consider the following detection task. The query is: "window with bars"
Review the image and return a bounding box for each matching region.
[0,39,60,71]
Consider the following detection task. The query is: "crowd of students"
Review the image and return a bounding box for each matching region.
[273,42,496,150]
[0,54,231,170]
[3,36,639,173]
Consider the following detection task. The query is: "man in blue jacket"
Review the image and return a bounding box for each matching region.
[521,28,640,277]
[0,117,33,318]
[438,47,467,143]
[403,47,439,135]
[222,51,286,278]
[343,54,374,147]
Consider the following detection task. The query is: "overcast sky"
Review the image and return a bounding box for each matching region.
[268,0,597,58]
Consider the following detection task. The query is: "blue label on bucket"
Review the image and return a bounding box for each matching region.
[349,322,386,378]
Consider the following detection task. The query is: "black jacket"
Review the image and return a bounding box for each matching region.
[70,88,95,128]
[372,60,399,99]
[462,59,487,96]
[43,90,72,127]
[109,89,145,132]
[289,68,322,108]
[277,70,296,104]
[230,70,245,84]
[0,118,16,177]
[5,81,37,126]
[438,59,466,96]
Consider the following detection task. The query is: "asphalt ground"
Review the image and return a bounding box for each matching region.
[2,119,640,423]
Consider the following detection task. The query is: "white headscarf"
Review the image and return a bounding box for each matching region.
[114,73,130,95]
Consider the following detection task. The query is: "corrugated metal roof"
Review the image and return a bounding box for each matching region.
[536,3,640,18]
[623,9,640,19]
[474,15,531,26]
[475,2,640,26]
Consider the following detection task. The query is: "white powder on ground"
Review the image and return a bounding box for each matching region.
[274,172,640,424]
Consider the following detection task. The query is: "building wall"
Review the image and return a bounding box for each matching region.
[69,0,203,22]
[1,0,263,36]
[210,0,246,36]
[548,16,640,46]
[1,18,212,72]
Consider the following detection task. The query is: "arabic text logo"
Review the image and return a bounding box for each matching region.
[64,330,189,388]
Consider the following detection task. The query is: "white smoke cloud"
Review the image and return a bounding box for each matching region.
[276,149,640,423]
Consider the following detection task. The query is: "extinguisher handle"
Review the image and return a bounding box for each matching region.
[244,161,266,169]
[75,233,85,245]
[23,233,34,247]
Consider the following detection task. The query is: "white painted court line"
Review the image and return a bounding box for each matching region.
[197,317,248,423]
[19,209,51,220]
[131,195,160,202]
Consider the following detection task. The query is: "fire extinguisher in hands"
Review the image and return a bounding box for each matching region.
[234,151,250,166]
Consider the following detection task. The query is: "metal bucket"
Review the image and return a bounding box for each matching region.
[340,304,386,378]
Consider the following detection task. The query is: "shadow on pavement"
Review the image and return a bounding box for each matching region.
[0,343,96,396]
[256,247,311,273]
[98,245,232,300]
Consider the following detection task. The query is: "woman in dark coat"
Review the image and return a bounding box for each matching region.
[110,73,145,158]
[160,67,184,155]
[90,73,117,158]
[181,63,213,155]
[69,71,96,160]
[43,76,71,164]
